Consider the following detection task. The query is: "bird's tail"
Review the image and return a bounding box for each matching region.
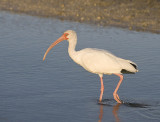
[118,59,138,74]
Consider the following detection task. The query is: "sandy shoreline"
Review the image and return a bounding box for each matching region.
[0,0,160,33]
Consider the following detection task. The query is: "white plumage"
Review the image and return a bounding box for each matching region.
[43,30,138,103]
[73,48,137,75]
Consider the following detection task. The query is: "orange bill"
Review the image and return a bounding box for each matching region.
[43,34,67,61]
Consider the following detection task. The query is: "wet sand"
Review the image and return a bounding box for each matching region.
[0,0,160,33]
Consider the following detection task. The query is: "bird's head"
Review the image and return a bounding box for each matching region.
[64,30,76,40]
[43,30,76,61]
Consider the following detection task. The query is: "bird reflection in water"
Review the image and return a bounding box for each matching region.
[98,100,149,122]
[98,105,103,122]
[112,103,121,122]
[98,103,121,122]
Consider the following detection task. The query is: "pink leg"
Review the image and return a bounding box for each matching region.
[113,74,123,103]
[99,77,104,102]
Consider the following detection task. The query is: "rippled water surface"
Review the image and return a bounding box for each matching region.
[0,12,160,122]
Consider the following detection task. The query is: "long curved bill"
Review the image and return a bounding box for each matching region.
[43,34,66,61]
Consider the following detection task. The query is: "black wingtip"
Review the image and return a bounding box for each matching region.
[130,63,137,70]
[121,69,135,74]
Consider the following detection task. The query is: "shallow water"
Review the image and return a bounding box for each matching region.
[0,12,160,122]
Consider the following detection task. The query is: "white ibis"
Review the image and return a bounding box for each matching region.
[43,30,138,103]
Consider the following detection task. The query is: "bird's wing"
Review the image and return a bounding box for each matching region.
[78,48,122,74]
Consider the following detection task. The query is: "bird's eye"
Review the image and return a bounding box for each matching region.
[64,33,69,40]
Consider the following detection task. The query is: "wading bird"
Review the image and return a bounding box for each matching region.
[43,30,138,103]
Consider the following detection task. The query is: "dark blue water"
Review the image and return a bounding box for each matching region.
[0,11,160,122]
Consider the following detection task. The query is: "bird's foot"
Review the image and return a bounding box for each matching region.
[99,91,103,102]
[113,93,122,103]
[99,98,102,102]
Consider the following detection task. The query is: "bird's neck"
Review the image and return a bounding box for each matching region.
[68,36,77,60]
